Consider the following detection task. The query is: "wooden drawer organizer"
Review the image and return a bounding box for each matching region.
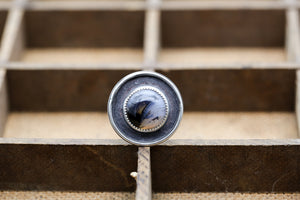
[0,0,300,199]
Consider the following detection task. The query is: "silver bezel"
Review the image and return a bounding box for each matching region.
[123,86,169,133]
[107,71,184,146]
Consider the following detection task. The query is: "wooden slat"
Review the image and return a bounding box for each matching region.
[2,191,300,200]
[288,7,300,136]
[3,62,300,70]
[160,0,296,10]
[285,3,300,137]
[0,70,8,137]
[24,1,147,11]
[0,0,25,62]
[1,138,299,146]
[286,7,300,62]
[3,62,143,70]
[296,70,300,136]
[136,147,152,200]
[143,0,160,70]
[156,62,297,70]
[296,74,300,136]
[0,138,128,145]
[16,0,300,11]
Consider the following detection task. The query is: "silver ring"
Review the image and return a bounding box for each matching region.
[108,71,183,146]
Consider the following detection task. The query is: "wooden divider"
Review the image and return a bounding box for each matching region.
[143,0,160,71]
[135,0,161,198]
[285,1,300,137]
[0,0,25,62]
[0,0,25,136]
[0,70,8,137]
[135,147,152,200]
[0,0,299,199]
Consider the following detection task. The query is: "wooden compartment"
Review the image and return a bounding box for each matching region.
[16,10,145,64]
[160,69,298,140]
[1,68,299,195]
[3,70,135,139]
[0,0,300,199]
[159,10,286,65]
[1,69,298,140]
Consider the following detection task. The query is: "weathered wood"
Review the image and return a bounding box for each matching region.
[0,138,299,192]
[286,6,300,137]
[3,62,143,70]
[138,0,160,197]
[286,8,300,62]
[0,70,8,137]
[0,0,298,196]
[4,112,296,140]
[6,69,295,111]
[285,3,300,137]
[162,139,300,146]
[296,71,300,136]
[24,11,144,48]
[1,138,299,146]
[157,69,295,111]
[0,138,128,145]
[0,0,25,62]
[4,62,300,70]
[3,62,300,70]
[160,1,297,10]
[159,48,286,65]
[143,0,160,70]
[14,0,300,11]
[156,62,296,70]
[151,144,300,192]
[24,1,147,11]
[0,143,137,191]
[19,48,144,64]
[161,10,285,47]
[136,147,152,200]
[7,70,136,111]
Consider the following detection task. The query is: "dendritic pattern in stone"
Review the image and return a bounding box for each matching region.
[123,86,169,132]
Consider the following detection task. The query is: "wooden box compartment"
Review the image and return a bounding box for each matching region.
[0,68,299,195]
[0,0,300,198]
[1,69,297,140]
[3,70,134,139]
[159,10,286,65]
[17,10,145,64]
[159,69,298,140]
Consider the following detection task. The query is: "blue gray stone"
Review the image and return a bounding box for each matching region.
[124,88,168,132]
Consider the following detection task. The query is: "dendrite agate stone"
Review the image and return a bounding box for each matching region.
[124,87,169,132]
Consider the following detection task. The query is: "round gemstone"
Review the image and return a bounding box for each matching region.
[124,86,169,132]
